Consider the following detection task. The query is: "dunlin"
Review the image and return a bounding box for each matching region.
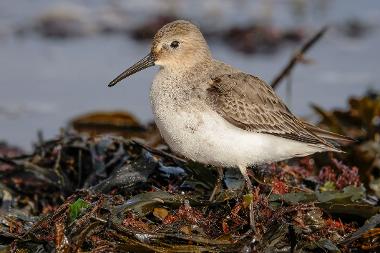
[108,20,351,228]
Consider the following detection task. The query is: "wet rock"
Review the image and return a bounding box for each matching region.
[34,4,97,38]
[70,111,162,146]
[71,111,145,138]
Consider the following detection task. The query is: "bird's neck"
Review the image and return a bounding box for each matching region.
[152,58,212,104]
[159,57,212,80]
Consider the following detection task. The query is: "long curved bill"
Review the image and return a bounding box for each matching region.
[108,53,155,87]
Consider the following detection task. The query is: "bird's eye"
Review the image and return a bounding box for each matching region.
[170,41,179,48]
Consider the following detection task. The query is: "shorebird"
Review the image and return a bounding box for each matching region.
[108,20,351,228]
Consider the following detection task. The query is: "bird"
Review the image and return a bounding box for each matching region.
[108,20,352,228]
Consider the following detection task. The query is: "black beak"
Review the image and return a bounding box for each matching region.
[108,53,155,87]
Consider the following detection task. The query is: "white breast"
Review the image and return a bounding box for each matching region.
[153,104,323,167]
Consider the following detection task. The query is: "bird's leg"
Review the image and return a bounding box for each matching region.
[209,167,224,202]
[238,165,255,231]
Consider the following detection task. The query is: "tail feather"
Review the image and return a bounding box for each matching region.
[302,121,355,143]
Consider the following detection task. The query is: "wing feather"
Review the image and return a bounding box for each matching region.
[206,72,341,150]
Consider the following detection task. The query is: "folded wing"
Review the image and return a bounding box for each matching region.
[206,72,350,151]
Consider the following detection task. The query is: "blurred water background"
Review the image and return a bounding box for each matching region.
[0,0,379,149]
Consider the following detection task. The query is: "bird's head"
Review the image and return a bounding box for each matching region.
[108,20,211,87]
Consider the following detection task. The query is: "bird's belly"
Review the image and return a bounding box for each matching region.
[154,109,322,167]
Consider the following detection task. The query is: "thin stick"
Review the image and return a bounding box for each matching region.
[270,26,328,89]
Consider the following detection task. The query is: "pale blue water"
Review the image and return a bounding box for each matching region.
[0,0,379,149]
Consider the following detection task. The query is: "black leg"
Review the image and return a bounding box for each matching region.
[239,165,255,231]
[209,167,224,202]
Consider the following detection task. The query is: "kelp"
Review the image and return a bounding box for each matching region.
[0,92,379,252]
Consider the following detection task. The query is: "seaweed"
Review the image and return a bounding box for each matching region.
[0,92,379,252]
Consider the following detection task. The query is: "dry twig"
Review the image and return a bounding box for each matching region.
[271,26,328,89]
